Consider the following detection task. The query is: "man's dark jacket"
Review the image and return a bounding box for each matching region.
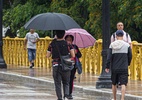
[105,40,132,73]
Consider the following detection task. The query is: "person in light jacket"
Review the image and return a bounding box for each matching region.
[105,30,132,100]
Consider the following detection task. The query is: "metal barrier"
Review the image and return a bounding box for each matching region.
[129,41,142,80]
[2,37,142,80]
[3,37,52,68]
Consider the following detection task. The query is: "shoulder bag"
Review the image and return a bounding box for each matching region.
[55,42,74,71]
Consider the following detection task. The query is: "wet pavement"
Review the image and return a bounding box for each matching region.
[0,78,57,100]
[0,77,110,100]
[0,65,142,100]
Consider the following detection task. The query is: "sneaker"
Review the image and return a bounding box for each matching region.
[68,94,73,99]
[64,94,73,99]
[30,65,33,68]
[30,63,34,68]
[32,63,34,67]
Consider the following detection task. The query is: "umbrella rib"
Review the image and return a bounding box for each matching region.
[24,14,42,29]
[75,33,77,46]
[87,35,96,47]
[78,33,86,48]
[78,33,96,48]
[85,34,96,44]
[72,32,95,48]
[55,13,66,30]
[66,28,96,48]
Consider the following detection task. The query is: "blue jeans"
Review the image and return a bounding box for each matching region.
[27,49,36,62]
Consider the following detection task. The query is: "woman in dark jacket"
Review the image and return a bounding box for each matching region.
[46,30,75,100]
[65,35,82,99]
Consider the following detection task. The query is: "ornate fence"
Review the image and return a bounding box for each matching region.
[3,37,142,80]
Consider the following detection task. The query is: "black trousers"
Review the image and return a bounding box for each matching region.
[69,67,76,95]
[53,66,71,100]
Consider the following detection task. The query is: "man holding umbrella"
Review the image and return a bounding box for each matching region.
[46,30,75,100]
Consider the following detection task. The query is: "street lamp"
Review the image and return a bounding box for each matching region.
[96,0,111,88]
[0,0,7,68]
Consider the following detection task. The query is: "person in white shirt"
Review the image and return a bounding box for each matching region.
[24,29,39,68]
[110,22,132,47]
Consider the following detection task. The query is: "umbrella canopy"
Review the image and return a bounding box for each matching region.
[24,12,81,30]
[65,28,96,48]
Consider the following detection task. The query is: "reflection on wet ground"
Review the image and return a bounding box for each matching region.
[0,78,110,100]
[0,64,142,100]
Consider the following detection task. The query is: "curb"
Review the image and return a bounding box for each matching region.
[0,71,142,100]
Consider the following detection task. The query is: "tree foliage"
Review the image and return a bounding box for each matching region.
[3,0,142,42]
[85,0,102,38]
[109,0,142,42]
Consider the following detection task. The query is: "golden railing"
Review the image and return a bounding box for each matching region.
[3,37,52,68]
[2,37,142,80]
[129,41,142,80]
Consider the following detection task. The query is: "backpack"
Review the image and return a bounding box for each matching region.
[113,32,129,42]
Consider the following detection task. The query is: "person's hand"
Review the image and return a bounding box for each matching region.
[46,54,48,58]
[71,57,75,62]
[46,52,51,58]
[67,41,71,45]
[74,49,77,54]
[33,39,39,44]
[105,68,109,73]
[32,40,37,44]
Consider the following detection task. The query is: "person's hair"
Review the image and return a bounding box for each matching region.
[117,22,123,26]
[65,35,74,41]
[116,30,124,37]
[54,30,65,39]
[30,29,35,33]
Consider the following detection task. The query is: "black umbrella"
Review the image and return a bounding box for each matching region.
[24,12,81,30]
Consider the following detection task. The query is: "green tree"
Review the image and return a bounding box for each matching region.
[3,1,50,37]
[110,0,142,42]
[85,0,102,39]
[3,0,142,42]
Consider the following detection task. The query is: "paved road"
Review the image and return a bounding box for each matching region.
[0,78,111,100]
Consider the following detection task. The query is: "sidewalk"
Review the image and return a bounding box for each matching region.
[0,64,142,100]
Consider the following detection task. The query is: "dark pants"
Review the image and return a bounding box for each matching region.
[69,67,76,95]
[53,66,71,100]
[111,72,128,85]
